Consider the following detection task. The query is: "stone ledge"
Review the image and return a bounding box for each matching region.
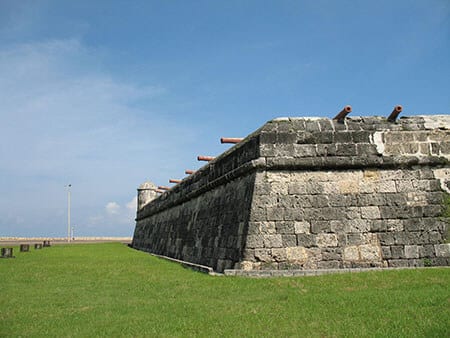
[148,252,215,274]
[223,266,450,277]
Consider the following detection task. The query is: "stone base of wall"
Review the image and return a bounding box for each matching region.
[224,266,450,277]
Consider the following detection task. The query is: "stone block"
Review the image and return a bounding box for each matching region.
[254,249,272,262]
[403,219,423,232]
[294,221,310,234]
[346,233,365,245]
[422,205,443,217]
[330,221,345,233]
[336,143,357,156]
[263,235,283,248]
[358,193,384,206]
[359,245,381,261]
[271,248,287,262]
[388,259,409,268]
[275,221,295,234]
[352,131,372,143]
[343,246,359,261]
[428,231,442,244]
[266,207,285,221]
[284,207,305,221]
[321,248,342,261]
[309,194,330,208]
[276,132,297,144]
[294,144,317,157]
[408,259,424,267]
[361,206,381,219]
[394,232,411,245]
[286,246,309,263]
[282,235,297,247]
[288,182,323,195]
[316,234,338,247]
[318,260,341,269]
[337,180,360,194]
[296,234,315,247]
[421,245,435,258]
[305,120,321,132]
[316,131,334,143]
[404,245,419,259]
[311,221,331,234]
[347,219,370,233]
[381,246,391,259]
[334,132,352,143]
[376,181,397,193]
[370,220,387,232]
[434,244,450,257]
[239,261,254,270]
[391,245,404,259]
[316,144,337,156]
[246,235,264,249]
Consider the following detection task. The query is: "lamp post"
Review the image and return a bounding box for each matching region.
[66,184,71,243]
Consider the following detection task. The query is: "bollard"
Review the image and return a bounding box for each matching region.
[387,105,403,122]
[20,244,30,252]
[43,240,51,247]
[333,105,352,123]
[1,247,14,258]
[34,243,42,250]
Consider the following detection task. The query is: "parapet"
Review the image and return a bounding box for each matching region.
[137,115,450,219]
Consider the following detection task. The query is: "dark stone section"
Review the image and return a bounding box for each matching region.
[133,173,256,272]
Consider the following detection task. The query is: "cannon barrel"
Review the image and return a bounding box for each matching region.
[158,186,171,191]
[220,137,243,144]
[169,179,182,184]
[387,105,403,122]
[185,170,196,175]
[197,156,215,162]
[333,105,352,122]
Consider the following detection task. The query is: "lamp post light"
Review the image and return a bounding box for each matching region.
[66,184,71,243]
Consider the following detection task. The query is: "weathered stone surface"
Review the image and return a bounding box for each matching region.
[294,221,310,234]
[435,244,450,257]
[316,234,338,247]
[404,245,420,259]
[132,115,450,272]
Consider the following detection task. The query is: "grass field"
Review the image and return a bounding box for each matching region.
[1,243,449,337]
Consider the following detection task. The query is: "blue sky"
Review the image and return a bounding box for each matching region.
[0,0,449,237]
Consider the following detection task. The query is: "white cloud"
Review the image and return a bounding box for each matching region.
[126,196,137,211]
[105,202,121,215]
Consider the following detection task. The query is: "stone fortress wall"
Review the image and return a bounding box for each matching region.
[132,115,450,273]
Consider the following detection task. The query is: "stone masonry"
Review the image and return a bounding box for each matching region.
[132,115,450,273]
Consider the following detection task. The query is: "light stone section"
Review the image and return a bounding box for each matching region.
[368,115,450,159]
[245,165,448,270]
[433,168,450,193]
[137,181,159,211]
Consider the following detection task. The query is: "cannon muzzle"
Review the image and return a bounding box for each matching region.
[387,105,403,122]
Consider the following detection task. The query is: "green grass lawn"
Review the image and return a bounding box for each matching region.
[1,243,449,337]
